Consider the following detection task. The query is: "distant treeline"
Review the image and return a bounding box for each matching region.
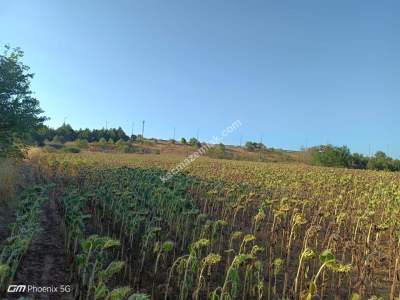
[30,125,400,172]
[306,145,400,172]
[31,124,132,145]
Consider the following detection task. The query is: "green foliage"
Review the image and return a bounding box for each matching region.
[0,45,46,158]
[308,145,400,172]
[180,137,187,144]
[62,146,81,153]
[76,139,89,149]
[308,145,352,168]
[32,125,130,145]
[207,143,233,159]
[52,135,64,144]
[350,152,368,169]
[245,141,266,151]
[0,185,48,289]
[117,142,137,153]
[115,138,126,145]
[189,137,201,147]
[367,151,400,171]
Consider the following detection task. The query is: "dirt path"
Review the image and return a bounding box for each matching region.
[7,199,73,300]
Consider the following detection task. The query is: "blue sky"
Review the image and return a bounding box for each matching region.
[1,1,399,157]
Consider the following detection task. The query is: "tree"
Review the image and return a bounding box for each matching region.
[0,46,46,157]
[367,151,393,171]
[350,153,368,169]
[309,145,351,168]
[180,137,187,144]
[189,137,201,147]
[245,141,266,151]
[207,143,231,159]
[116,127,129,141]
[55,123,76,142]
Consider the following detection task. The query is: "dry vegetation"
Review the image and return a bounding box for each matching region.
[1,151,395,299]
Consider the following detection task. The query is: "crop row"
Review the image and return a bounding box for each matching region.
[0,186,49,295]
[31,153,400,299]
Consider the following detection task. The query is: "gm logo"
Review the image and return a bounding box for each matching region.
[7,285,26,293]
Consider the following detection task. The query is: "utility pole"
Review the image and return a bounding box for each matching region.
[63,117,67,126]
[196,129,199,140]
[239,135,243,147]
[141,120,145,140]
[131,122,134,137]
[105,120,108,130]
[173,127,176,141]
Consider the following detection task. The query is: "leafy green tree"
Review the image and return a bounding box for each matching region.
[207,143,231,159]
[245,141,266,151]
[189,137,201,147]
[115,127,129,141]
[77,128,90,141]
[309,145,351,168]
[180,137,187,144]
[0,46,46,157]
[350,153,368,169]
[30,125,55,146]
[55,123,76,142]
[367,151,397,171]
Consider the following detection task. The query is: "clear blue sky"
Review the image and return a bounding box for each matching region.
[1,1,399,157]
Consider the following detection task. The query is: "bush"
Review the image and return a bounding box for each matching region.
[207,143,233,159]
[245,141,266,151]
[189,138,201,147]
[350,153,368,169]
[116,139,126,147]
[309,145,351,168]
[75,139,89,149]
[52,135,64,144]
[117,143,137,153]
[367,151,400,171]
[62,146,81,153]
